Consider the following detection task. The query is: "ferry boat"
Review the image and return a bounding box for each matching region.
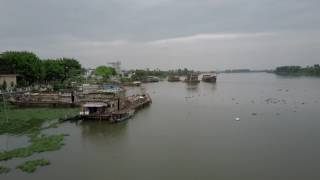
[202,74,217,83]
[184,74,200,83]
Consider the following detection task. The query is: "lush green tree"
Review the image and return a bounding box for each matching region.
[0,51,83,88]
[41,58,82,83]
[0,51,43,85]
[42,59,65,82]
[60,58,82,82]
[275,65,320,76]
[95,66,116,80]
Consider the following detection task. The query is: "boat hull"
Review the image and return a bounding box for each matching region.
[202,75,217,83]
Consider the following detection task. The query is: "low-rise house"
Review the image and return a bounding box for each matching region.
[0,74,17,90]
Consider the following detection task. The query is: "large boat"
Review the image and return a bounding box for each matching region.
[79,93,152,122]
[79,102,111,120]
[184,74,200,83]
[142,76,160,83]
[202,74,217,83]
[168,75,181,82]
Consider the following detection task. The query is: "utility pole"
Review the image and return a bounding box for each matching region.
[2,94,8,123]
[2,93,9,151]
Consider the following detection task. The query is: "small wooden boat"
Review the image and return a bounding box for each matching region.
[110,109,135,123]
[202,74,217,83]
[132,81,142,86]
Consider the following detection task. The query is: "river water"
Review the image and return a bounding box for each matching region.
[2,73,320,180]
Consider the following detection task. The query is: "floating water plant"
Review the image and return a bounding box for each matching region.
[0,165,10,174]
[16,159,50,173]
[0,134,67,161]
[0,107,78,135]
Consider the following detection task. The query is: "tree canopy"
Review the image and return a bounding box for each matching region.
[275,65,320,76]
[95,66,116,80]
[0,51,43,85]
[0,51,83,87]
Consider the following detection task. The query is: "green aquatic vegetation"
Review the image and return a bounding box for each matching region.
[0,107,78,135]
[0,165,10,174]
[16,159,50,173]
[0,134,67,161]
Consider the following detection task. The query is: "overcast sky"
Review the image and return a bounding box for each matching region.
[1,0,320,70]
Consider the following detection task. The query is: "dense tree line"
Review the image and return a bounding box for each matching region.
[0,51,83,87]
[275,65,320,76]
[125,68,195,81]
[168,68,194,76]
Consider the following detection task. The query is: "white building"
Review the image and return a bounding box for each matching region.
[0,74,17,89]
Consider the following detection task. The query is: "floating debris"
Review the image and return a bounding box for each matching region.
[251,113,257,116]
[265,98,281,104]
[276,112,281,116]
[235,117,240,121]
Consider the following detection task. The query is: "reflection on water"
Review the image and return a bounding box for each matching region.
[185,83,199,91]
[79,121,128,142]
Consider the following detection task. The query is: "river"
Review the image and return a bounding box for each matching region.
[2,73,320,180]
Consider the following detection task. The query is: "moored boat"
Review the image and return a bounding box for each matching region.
[184,74,200,83]
[168,75,181,82]
[79,102,111,120]
[142,76,160,83]
[79,93,152,122]
[202,74,217,83]
[110,109,135,123]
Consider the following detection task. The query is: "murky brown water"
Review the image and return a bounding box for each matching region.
[2,73,320,180]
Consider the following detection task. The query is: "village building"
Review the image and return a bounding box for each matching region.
[0,74,17,89]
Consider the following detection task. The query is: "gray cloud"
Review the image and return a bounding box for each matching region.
[1,0,320,70]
